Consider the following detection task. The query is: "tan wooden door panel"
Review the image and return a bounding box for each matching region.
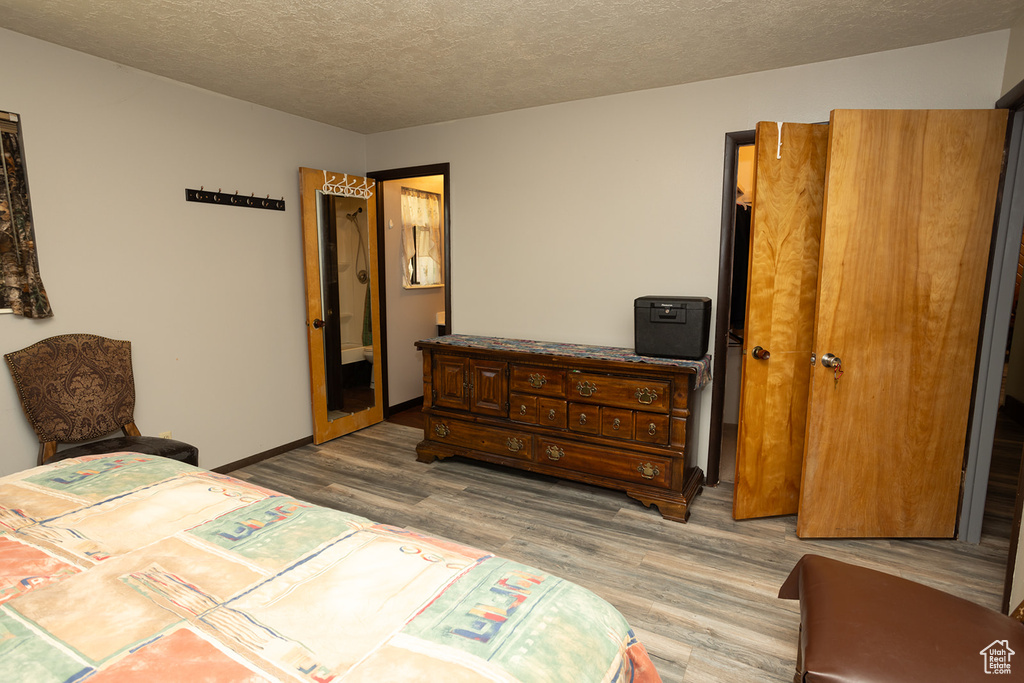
[797,109,1008,538]
[299,167,384,445]
[733,122,828,520]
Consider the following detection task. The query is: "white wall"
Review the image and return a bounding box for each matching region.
[0,28,366,475]
[0,28,1012,479]
[1003,16,1024,95]
[366,31,1011,472]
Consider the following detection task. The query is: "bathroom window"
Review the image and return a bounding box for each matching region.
[400,187,443,288]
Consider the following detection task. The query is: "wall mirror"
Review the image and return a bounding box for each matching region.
[400,187,444,288]
[299,167,383,444]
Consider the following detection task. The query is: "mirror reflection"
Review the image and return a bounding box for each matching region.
[317,192,375,421]
[401,187,443,288]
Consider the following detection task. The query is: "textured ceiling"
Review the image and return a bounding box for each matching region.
[0,0,1022,134]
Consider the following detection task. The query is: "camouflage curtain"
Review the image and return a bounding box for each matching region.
[0,112,52,318]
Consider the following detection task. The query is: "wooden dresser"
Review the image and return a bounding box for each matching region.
[415,335,710,522]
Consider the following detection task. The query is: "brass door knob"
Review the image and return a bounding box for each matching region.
[751,346,770,360]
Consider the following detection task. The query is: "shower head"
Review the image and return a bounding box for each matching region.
[346,207,363,220]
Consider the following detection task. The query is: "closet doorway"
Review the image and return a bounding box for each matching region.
[713,110,1013,539]
[368,163,452,416]
[708,130,754,486]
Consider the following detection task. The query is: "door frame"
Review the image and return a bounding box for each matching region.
[708,129,756,486]
[962,84,1024,546]
[367,163,452,416]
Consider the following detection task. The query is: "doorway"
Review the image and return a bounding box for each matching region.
[712,108,1019,541]
[707,129,755,486]
[720,142,754,485]
[368,163,452,416]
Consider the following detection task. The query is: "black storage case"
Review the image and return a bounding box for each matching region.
[634,296,711,360]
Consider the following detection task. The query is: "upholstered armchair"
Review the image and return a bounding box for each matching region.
[5,333,198,466]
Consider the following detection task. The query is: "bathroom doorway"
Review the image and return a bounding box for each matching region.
[369,163,451,416]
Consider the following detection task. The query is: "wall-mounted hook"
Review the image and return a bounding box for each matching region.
[185,187,286,211]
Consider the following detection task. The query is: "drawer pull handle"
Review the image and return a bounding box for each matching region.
[434,423,450,438]
[648,422,657,436]
[529,373,547,389]
[507,437,525,453]
[635,387,658,405]
[519,404,528,415]
[546,445,564,461]
[576,381,597,397]
[547,408,557,421]
[637,462,660,480]
[579,413,588,425]
[612,418,621,430]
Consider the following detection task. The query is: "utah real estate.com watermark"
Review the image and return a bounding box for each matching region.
[980,640,1015,675]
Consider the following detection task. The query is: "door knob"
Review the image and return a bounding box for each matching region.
[821,353,844,385]
[751,346,770,360]
[312,318,325,329]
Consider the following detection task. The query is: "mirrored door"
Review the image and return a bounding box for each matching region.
[299,167,383,443]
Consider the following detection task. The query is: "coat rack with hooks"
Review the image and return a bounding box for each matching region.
[185,187,286,211]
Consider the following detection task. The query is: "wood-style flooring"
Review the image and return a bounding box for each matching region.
[231,416,1018,683]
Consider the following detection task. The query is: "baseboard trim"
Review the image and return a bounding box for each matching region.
[387,396,424,416]
[213,436,313,474]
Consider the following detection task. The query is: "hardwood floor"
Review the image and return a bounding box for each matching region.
[231,419,1016,682]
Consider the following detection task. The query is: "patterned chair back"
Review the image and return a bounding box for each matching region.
[4,333,137,443]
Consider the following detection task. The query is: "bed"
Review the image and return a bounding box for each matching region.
[0,453,660,682]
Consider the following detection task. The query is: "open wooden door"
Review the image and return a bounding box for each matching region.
[797,109,1008,537]
[300,167,384,444]
[733,121,828,519]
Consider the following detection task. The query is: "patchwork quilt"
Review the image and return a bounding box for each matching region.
[0,454,660,682]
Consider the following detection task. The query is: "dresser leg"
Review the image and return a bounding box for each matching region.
[626,467,704,522]
[415,441,439,463]
[416,441,461,464]
[627,493,691,522]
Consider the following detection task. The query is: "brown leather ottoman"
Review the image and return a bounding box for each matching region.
[779,554,1024,682]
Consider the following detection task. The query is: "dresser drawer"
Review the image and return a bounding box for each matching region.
[634,413,670,445]
[537,438,673,489]
[601,408,634,439]
[510,365,567,398]
[538,398,567,428]
[568,403,600,435]
[509,393,538,424]
[427,416,533,461]
[568,372,671,413]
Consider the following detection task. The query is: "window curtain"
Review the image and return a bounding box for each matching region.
[0,113,52,318]
[400,187,442,287]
